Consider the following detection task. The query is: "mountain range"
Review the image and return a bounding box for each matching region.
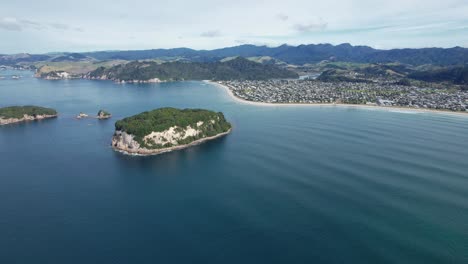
[2,43,468,66]
[83,44,468,65]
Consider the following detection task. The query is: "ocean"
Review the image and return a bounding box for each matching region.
[1,70,468,263]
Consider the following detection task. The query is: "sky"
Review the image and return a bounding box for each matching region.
[1,0,468,54]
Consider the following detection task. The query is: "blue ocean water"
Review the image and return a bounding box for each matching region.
[1,70,468,263]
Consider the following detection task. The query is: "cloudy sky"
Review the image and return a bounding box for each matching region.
[1,0,468,53]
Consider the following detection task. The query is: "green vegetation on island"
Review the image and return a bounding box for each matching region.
[114,108,231,149]
[97,109,112,119]
[0,106,57,119]
[89,57,298,82]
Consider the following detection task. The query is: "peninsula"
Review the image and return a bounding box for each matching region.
[0,106,58,125]
[112,108,232,155]
[35,57,298,82]
[87,57,297,82]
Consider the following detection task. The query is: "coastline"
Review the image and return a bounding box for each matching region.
[112,129,232,156]
[207,81,468,117]
[76,116,112,120]
[0,114,58,126]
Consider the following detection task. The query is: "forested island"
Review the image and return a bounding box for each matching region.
[112,108,232,155]
[0,106,57,125]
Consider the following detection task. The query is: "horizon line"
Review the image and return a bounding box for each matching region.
[3,42,467,56]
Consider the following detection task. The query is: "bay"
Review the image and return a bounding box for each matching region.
[1,70,468,263]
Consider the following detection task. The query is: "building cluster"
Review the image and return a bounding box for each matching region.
[220,80,468,112]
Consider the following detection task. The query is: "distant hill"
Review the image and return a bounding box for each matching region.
[50,53,91,62]
[82,44,468,66]
[408,66,468,84]
[313,62,468,87]
[0,53,51,65]
[88,57,298,81]
[2,44,468,66]
[85,48,203,61]
[356,64,415,77]
[0,52,92,65]
[317,70,372,83]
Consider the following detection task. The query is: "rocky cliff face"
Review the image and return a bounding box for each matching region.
[112,131,141,152]
[112,122,230,155]
[84,72,162,83]
[0,114,57,125]
[97,110,112,119]
[143,125,201,147]
[117,78,162,84]
[36,71,81,80]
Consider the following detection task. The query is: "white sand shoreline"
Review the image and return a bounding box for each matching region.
[206,81,468,118]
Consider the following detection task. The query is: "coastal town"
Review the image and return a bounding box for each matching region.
[219,80,468,112]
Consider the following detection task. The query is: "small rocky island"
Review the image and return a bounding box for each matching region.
[112,107,232,155]
[76,112,89,119]
[0,106,57,125]
[97,110,112,119]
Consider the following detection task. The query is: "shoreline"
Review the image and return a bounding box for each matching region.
[0,114,58,126]
[206,81,468,117]
[112,129,232,156]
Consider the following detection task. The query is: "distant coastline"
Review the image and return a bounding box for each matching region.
[207,81,468,117]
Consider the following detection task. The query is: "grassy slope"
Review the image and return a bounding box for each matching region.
[34,60,128,75]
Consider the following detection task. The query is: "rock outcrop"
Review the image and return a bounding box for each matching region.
[0,114,57,125]
[112,127,231,155]
[97,110,112,119]
[76,112,88,119]
[116,78,162,84]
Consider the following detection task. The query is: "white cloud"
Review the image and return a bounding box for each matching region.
[0,17,24,31]
[18,19,44,30]
[0,17,84,33]
[200,30,222,38]
[276,13,289,21]
[293,21,328,32]
[49,23,70,30]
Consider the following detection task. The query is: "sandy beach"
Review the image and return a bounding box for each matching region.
[206,81,468,118]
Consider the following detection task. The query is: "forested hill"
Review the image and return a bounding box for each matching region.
[88,57,298,81]
[408,66,468,85]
